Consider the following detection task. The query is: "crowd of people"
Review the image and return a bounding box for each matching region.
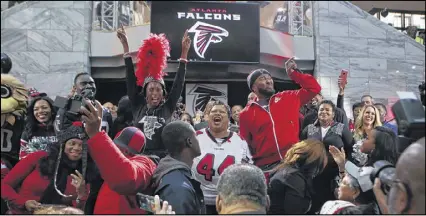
[1,25,425,215]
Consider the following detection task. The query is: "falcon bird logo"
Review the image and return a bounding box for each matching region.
[188,84,227,114]
[188,21,229,59]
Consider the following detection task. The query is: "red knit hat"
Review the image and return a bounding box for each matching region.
[113,127,146,154]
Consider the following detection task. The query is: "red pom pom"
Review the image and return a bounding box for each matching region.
[72,121,83,127]
[135,33,170,86]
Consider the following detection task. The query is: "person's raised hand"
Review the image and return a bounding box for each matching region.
[285,57,298,76]
[181,29,191,59]
[117,25,129,53]
[154,195,175,215]
[70,170,87,198]
[80,99,103,138]
[329,146,346,170]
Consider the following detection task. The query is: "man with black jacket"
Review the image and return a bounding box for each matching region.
[54,72,113,136]
[152,121,206,214]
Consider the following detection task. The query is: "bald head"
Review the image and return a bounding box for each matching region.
[393,138,425,214]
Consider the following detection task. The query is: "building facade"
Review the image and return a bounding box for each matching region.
[1,1,424,118]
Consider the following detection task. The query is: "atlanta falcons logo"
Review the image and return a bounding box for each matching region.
[188,84,227,114]
[188,21,229,59]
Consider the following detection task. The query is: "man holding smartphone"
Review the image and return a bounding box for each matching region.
[240,57,321,174]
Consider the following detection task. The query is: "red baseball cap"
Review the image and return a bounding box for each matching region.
[113,127,146,154]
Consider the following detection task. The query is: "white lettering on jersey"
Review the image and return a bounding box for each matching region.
[192,128,253,205]
[1,129,13,152]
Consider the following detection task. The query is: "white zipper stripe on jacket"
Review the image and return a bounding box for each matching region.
[252,99,283,160]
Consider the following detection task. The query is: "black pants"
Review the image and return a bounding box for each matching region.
[206,205,218,215]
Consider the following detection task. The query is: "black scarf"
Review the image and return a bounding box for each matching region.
[39,154,80,205]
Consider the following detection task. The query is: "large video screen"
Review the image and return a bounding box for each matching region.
[151,1,260,64]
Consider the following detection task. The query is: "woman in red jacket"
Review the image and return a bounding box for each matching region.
[1,123,94,214]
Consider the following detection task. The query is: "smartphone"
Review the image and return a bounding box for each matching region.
[339,69,348,88]
[136,193,162,213]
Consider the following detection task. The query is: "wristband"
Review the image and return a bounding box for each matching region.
[123,52,131,58]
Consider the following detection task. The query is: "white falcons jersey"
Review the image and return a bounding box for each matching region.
[192,128,253,205]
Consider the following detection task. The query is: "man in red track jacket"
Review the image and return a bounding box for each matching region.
[239,57,321,171]
[80,100,157,214]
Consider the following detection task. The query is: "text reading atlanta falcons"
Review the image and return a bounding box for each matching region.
[177,8,241,21]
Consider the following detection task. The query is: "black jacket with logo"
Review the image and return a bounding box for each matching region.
[152,155,206,215]
[124,56,186,158]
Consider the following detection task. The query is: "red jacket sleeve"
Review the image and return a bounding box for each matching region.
[1,151,46,208]
[286,70,321,106]
[87,132,156,195]
[239,109,253,151]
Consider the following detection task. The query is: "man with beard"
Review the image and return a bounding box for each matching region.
[192,101,252,214]
[301,93,348,130]
[54,72,113,136]
[239,57,321,173]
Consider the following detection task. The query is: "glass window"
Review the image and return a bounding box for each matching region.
[411,14,425,29]
[380,12,402,28]
[405,14,412,27]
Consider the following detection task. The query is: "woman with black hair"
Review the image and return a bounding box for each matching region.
[300,100,354,213]
[329,126,400,215]
[1,123,97,214]
[110,95,133,138]
[20,95,58,159]
[179,112,194,128]
[358,126,399,166]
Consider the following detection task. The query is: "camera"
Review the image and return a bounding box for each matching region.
[391,92,425,154]
[54,88,96,116]
[370,160,396,195]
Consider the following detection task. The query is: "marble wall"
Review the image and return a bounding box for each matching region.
[312,1,425,118]
[1,1,92,99]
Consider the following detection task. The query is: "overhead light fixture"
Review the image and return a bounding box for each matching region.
[380,8,389,18]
